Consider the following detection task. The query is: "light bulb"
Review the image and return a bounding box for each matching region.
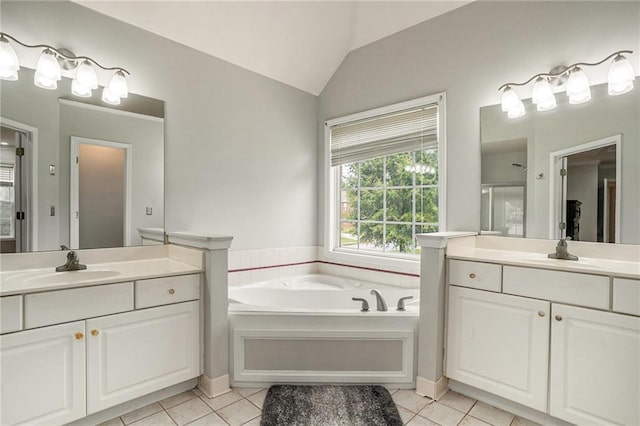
[501,86,521,112]
[75,60,98,89]
[34,50,61,87]
[0,36,19,81]
[71,79,92,97]
[566,66,591,104]
[507,99,526,119]
[107,70,128,98]
[102,86,121,105]
[532,77,556,111]
[608,54,635,96]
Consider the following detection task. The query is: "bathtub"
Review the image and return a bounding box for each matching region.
[228,274,420,387]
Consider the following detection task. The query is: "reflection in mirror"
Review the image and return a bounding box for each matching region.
[1,67,164,252]
[480,80,639,244]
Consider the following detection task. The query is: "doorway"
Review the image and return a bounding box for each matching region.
[70,137,131,249]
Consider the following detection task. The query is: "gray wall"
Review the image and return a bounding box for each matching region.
[1,0,318,251]
[319,1,640,243]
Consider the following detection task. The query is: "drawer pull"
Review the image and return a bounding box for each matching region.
[168,288,176,295]
[469,273,476,279]
[90,329,99,336]
[555,315,563,321]
[75,332,84,340]
[538,311,546,317]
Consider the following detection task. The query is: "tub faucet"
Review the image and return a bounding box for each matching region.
[370,289,388,311]
[56,251,87,272]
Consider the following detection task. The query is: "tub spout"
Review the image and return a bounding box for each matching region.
[370,289,388,311]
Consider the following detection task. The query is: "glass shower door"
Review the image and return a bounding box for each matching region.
[481,184,526,237]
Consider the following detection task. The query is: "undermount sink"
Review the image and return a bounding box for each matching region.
[23,270,121,285]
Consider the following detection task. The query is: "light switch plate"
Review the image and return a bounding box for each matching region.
[49,165,56,175]
[146,207,152,215]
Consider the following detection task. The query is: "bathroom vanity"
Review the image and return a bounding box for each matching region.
[0,245,204,425]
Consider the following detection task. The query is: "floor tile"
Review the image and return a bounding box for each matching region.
[459,415,492,426]
[98,417,124,426]
[469,401,515,426]
[166,397,212,426]
[185,412,228,426]
[216,399,261,426]
[242,416,262,426]
[438,391,477,413]
[129,411,176,426]
[418,401,466,426]
[234,387,263,397]
[406,415,439,426]
[396,405,417,425]
[511,416,541,426]
[160,390,198,409]
[202,390,244,411]
[121,402,163,425]
[192,387,205,398]
[246,388,268,409]
[392,389,433,413]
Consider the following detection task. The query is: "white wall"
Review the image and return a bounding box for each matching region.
[1,0,319,251]
[319,1,640,244]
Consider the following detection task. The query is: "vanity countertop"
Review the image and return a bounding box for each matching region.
[0,257,204,296]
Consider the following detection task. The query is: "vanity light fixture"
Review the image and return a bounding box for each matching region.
[499,50,635,119]
[0,32,130,104]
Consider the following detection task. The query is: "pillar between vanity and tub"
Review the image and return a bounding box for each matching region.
[415,232,477,400]
[167,231,233,398]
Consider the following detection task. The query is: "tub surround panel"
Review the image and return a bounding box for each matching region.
[228,246,319,271]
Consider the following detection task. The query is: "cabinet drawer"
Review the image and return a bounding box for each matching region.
[135,274,200,309]
[1,296,23,334]
[25,282,134,329]
[503,266,609,309]
[613,278,640,316]
[449,259,502,292]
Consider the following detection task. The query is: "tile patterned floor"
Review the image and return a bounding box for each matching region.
[100,387,539,426]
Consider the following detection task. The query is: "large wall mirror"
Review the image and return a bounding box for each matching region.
[480,80,639,244]
[1,68,164,253]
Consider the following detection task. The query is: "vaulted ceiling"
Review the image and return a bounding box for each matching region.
[74,1,471,95]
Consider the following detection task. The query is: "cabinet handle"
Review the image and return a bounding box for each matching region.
[538,311,546,317]
[469,273,476,279]
[90,329,99,336]
[168,288,176,295]
[555,315,563,321]
[75,332,84,340]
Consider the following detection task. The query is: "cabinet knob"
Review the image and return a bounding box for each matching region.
[469,273,476,279]
[538,311,546,317]
[90,329,99,336]
[75,332,84,340]
[168,288,176,295]
[555,315,563,321]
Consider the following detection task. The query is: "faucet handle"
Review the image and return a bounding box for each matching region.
[352,297,370,312]
[396,296,414,311]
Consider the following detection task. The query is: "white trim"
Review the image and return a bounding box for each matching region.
[548,134,621,242]
[0,117,39,252]
[70,136,132,249]
[603,178,615,243]
[197,374,230,399]
[416,376,449,400]
[323,93,447,268]
[58,98,165,123]
[167,232,233,250]
[233,329,414,384]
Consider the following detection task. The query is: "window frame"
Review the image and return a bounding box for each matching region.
[324,93,447,267]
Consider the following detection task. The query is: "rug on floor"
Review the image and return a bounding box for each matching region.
[260,385,403,426]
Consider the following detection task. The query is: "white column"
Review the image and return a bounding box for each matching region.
[415,232,476,399]
[167,231,233,398]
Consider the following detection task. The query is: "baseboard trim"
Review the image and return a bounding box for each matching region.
[416,376,449,400]
[198,374,231,398]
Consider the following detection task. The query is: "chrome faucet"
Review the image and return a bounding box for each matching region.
[370,289,388,311]
[56,251,87,272]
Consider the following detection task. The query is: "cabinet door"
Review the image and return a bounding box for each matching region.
[446,286,550,411]
[550,304,640,425]
[1,321,86,426]
[86,301,200,413]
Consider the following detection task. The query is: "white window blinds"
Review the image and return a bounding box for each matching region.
[330,103,438,166]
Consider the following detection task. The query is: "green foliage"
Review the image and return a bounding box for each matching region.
[340,149,439,254]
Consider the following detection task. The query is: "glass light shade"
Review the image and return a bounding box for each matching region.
[532,77,556,111]
[608,55,635,96]
[76,61,98,89]
[34,70,58,90]
[566,67,591,104]
[507,99,526,119]
[0,38,19,81]
[501,86,521,112]
[71,79,92,97]
[108,71,128,98]
[102,87,121,105]
[35,50,61,83]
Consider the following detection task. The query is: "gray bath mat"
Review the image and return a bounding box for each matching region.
[260,385,403,426]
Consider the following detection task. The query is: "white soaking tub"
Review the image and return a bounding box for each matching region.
[228,274,420,387]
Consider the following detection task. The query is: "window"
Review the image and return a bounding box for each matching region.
[326,93,446,258]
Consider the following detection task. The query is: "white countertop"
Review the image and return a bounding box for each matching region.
[0,257,204,296]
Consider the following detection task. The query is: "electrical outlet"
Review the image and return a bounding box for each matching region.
[49,165,56,175]
[50,206,55,216]
[146,207,152,215]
